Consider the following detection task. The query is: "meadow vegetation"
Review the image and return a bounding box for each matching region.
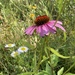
[0,0,75,75]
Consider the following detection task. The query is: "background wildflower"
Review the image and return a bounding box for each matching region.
[32,6,37,9]
[11,51,20,58]
[17,46,29,53]
[29,14,35,19]
[5,43,15,48]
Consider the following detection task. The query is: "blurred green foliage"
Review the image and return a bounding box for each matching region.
[0,0,75,75]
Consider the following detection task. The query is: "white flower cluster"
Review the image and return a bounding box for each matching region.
[5,44,29,58]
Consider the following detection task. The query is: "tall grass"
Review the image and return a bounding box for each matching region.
[0,0,75,75]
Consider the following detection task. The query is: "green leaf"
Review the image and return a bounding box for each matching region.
[45,63,52,75]
[35,71,49,75]
[0,72,3,75]
[57,67,64,75]
[17,72,34,75]
[47,47,70,59]
[50,54,59,67]
[65,73,75,75]
[39,56,49,65]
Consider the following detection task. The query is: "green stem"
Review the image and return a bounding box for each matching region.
[0,61,9,74]
[34,48,37,73]
[63,62,75,75]
[36,37,44,71]
[48,48,54,75]
[34,37,45,73]
[45,36,54,75]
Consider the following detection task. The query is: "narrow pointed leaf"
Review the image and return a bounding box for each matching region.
[45,63,52,75]
[47,47,70,58]
[17,72,34,75]
[63,32,67,42]
[57,67,64,75]
[65,73,75,75]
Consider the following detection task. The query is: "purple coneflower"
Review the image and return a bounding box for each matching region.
[25,15,66,37]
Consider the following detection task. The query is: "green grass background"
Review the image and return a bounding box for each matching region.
[0,0,75,75]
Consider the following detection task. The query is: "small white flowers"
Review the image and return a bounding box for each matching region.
[11,51,20,57]
[5,43,29,58]
[10,46,29,58]
[5,44,15,48]
[17,46,28,53]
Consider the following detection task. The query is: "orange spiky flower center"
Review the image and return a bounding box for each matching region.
[35,15,50,26]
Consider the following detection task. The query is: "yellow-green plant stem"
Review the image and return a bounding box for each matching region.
[45,35,54,75]
[34,48,37,73]
[63,62,75,75]
[0,61,9,74]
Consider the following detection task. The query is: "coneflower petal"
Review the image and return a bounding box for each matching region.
[55,24,66,32]
[25,26,36,35]
[49,20,62,25]
[36,26,42,33]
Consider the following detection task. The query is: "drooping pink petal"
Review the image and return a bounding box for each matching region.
[46,23,56,33]
[48,21,65,31]
[48,25,56,33]
[25,26,36,35]
[57,21,62,25]
[36,24,56,36]
[49,20,62,25]
[47,23,56,30]
[42,24,49,32]
[36,26,42,33]
[40,24,56,36]
[47,22,55,27]
[55,24,66,32]
[46,33,49,36]
[42,24,56,33]
[40,26,48,36]
[36,26,46,36]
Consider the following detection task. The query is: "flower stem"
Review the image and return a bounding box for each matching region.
[0,61,9,74]
[45,36,54,75]
[34,48,37,73]
[63,62,75,75]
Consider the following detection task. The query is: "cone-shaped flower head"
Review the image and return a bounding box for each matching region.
[25,15,66,37]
